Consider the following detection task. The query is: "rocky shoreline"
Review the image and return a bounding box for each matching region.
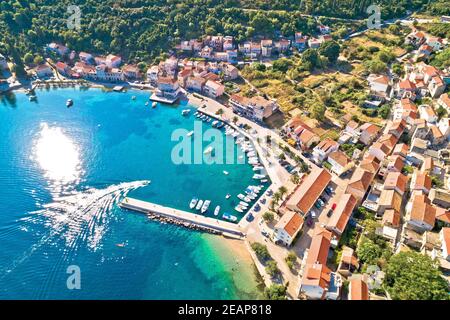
[146,211,222,235]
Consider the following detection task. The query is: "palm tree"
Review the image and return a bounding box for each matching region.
[272,192,281,206]
[216,108,224,115]
[232,116,238,124]
[290,174,300,184]
[278,186,288,199]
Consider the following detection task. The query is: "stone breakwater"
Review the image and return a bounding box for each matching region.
[146,212,222,235]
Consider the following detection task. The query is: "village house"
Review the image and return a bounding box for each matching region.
[327,151,354,176]
[79,52,94,64]
[312,138,339,163]
[345,167,375,202]
[368,141,392,162]
[426,36,444,51]
[105,54,122,68]
[367,74,391,99]
[261,39,273,57]
[55,61,70,76]
[326,194,357,237]
[438,93,450,113]
[284,118,320,150]
[285,168,332,217]
[337,246,359,278]
[380,209,401,242]
[274,39,291,52]
[272,211,304,246]
[203,80,225,98]
[397,79,417,98]
[220,63,239,80]
[429,189,450,209]
[428,75,446,98]
[385,154,405,174]
[154,76,181,101]
[186,76,207,93]
[440,228,450,261]
[377,189,403,217]
[294,33,308,51]
[93,65,124,82]
[411,169,432,195]
[308,38,321,49]
[358,123,380,145]
[229,94,277,122]
[437,126,450,149]
[348,278,369,300]
[360,155,381,174]
[122,64,141,80]
[405,193,436,233]
[393,98,418,124]
[406,31,426,47]
[392,143,409,159]
[35,63,53,78]
[299,228,341,300]
[146,65,159,86]
[223,36,234,51]
[47,42,69,56]
[384,172,408,196]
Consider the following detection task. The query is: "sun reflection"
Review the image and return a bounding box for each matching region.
[33,123,82,187]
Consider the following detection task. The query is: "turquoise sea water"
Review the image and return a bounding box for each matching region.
[0,87,263,299]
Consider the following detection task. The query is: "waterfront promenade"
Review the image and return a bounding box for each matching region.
[119,197,244,237]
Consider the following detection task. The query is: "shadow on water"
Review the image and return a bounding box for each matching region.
[0,91,17,108]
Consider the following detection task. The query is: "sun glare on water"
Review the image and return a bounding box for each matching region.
[33,123,82,187]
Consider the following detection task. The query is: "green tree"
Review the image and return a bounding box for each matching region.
[356,236,383,265]
[272,58,291,73]
[251,242,271,261]
[265,260,280,277]
[384,251,449,300]
[264,284,287,300]
[24,52,33,65]
[310,103,326,121]
[262,211,275,223]
[318,40,340,63]
[301,49,320,70]
[285,252,297,270]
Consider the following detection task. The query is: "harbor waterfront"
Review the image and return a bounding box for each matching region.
[0,87,266,299]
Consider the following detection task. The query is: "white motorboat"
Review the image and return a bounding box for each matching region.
[181,109,191,116]
[253,166,264,171]
[189,197,198,209]
[253,174,266,180]
[223,170,229,175]
[237,194,251,203]
[214,206,221,216]
[201,200,211,213]
[225,194,231,199]
[261,179,268,183]
[222,213,238,222]
[187,130,194,137]
[234,206,244,213]
[152,102,157,108]
[195,200,203,210]
[239,201,249,207]
[212,120,219,127]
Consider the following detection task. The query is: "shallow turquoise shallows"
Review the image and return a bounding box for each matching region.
[0,87,264,299]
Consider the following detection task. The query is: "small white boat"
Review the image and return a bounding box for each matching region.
[66,99,73,107]
[204,146,213,154]
[201,200,211,213]
[152,102,157,108]
[261,179,268,183]
[187,130,194,137]
[237,194,251,203]
[212,120,219,127]
[225,194,231,199]
[145,101,149,106]
[234,206,244,213]
[223,170,229,175]
[253,174,266,180]
[253,166,264,171]
[239,201,249,207]
[214,206,221,216]
[181,109,191,116]
[189,197,198,209]
[223,213,238,222]
[195,200,203,211]
[131,96,136,100]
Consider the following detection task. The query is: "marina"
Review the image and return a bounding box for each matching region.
[119,197,244,237]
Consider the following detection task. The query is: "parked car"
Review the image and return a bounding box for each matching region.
[325,186,334,194]
[314,202,322,209]
[317,198,325,207]
[246,213,254,222]
[310,210,318,219]
[306,218,314,227]
[326,209,333,217]
[331,203,337,210]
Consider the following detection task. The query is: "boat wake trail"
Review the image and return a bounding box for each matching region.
[0,180,150,282]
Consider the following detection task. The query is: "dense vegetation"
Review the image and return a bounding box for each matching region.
[0,0,439,70]
[384,251,449,300]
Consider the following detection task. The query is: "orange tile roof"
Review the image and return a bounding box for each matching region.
[328,151,352,167]
[306,228,332,265]
[316,138,339,153]
[360,155,381,173]
[388,155,405,172]
[436,208,450,224]
[349,279,369,300]
[286,168,332,214]
[393,143,409,157]
[378,189,403,213]
[400,98,417,111]
[430,125,443,139]
[439,93,450,108]
[346,168,374,194]
[359,123,380,135]
[413,170,432,192]
[399,79,416,90]
[275,211,304,237]
[384,172,408,194]
[410,194,436,227]
[327,194,357,235]
[442,228,450,254]
[378,133,399,149]
[382,209,401,227]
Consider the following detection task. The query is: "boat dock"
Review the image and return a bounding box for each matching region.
[119,197,245,237]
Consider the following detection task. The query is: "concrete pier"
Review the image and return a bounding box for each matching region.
[119,197,244,237]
